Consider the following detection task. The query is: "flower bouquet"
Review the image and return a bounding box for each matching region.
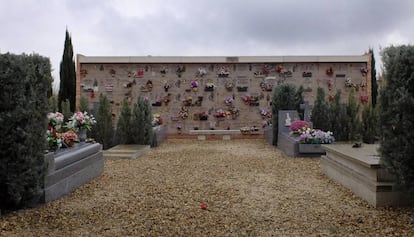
[224,97,234,105]
[65,111,96,131]
[61,130,79,147]
[47,112,64,131]
[289,120,335,144]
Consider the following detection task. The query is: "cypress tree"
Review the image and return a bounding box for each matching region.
[312,87,330,131]
[271,83,297,145]
[58,29,76,112]
[329,90,343,139]
[115,98,132,145]
[369,48,378,107]
[60,99,71,123]
[361,104,378,144]
[95,94,114,150]
[48,95,58,112]
[379,45,414,194]
[346,88,361,142]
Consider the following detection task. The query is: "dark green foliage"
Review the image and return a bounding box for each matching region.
[115,98,132,144]
[271,84,298,145]
[131,97,154,145]
[94,94,114,150]
[361,104,378,144]
[48,95,58,112]
[79,96,89,114]
[58,29,76,112]
[0,53,52,210]
[60,99,71,123]
[369,48,378,107]
[295,85,305,119]
[312,87,330,131]
[346,88,361,141]
[379,45,414,194]
[328,90,349,141]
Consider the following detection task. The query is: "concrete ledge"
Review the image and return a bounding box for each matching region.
[321,144,412,207]
[189,129,241,140]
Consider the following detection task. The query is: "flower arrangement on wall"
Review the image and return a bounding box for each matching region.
[260,82,273,91]
[196,67,207,77]
[152,113,163,126]
[214,109,227,118]
[224,96,234,105]
[225,81,234,91]
[326,67,334,76]
[217,66,230,77]
[205,82,215,91]
[360,66,369,75]
[259,108,272,119]
[176,65,186,77]
[178,107,189,120]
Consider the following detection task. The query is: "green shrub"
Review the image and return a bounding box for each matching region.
[271,83,298,145]
[94,94,114,150]
[312,87,330,131]
[379,45,414,194]
[131,97,154,145]
[0,53,52,210]
[115,98,132,145]
[361,104,378,144]
[78,96,89,113]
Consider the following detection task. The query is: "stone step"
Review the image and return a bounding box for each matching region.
[103,145,150,160]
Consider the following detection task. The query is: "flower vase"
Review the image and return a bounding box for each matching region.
[78,129,87,143]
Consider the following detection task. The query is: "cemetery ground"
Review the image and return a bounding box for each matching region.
[1,140,414,236]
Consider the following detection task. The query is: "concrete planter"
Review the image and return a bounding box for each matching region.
[43,143,103,203]
[298,143,325,154]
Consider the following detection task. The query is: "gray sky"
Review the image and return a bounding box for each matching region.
[1,0,413,90]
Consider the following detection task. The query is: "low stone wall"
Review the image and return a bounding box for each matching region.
[43,143,103,203]
[321,144,412,207]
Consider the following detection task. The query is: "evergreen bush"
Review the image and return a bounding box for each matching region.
[94,94,114,150]
[78,96,90,113]
[379,45,414,194]
[312,87,330,131]
[0,53,52,210]
[346,88,361,142]
[48,95,58,112]
[131,97,154,145]
[115,98,132,145]
[60,99,71,123]
[361,104,378,144]
[271,83,298,145]
[58,30,76,112]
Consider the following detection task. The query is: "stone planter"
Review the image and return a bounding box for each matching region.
[298,143,325,154]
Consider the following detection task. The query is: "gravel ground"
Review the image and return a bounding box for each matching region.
[1,139,413,236]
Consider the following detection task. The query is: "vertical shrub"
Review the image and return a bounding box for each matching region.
[60,99,71,123]
[48,95,58,112]
[271,83,297,145]
[361,104,378,144]
[78,96,89,113]
[58,29,76,112]
[295,85,305,120]
[0,53,52,210]
[115,98,132,145]
[131,97,154,145]
[312,87,330,131]
[94,94,114,150]
[379,45,414,194]
[346,88,361,141]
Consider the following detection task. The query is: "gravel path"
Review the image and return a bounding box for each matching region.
[1,139,413,236]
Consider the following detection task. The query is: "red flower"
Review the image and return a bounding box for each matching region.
[200,203,208,210]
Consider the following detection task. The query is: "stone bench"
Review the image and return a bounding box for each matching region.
[321,144,412,207]
[43,143,103,203]
[189,129,241,140]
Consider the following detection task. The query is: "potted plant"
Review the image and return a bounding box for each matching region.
[289,120,335,154]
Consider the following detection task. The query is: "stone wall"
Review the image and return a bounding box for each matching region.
[77,55,370,134]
